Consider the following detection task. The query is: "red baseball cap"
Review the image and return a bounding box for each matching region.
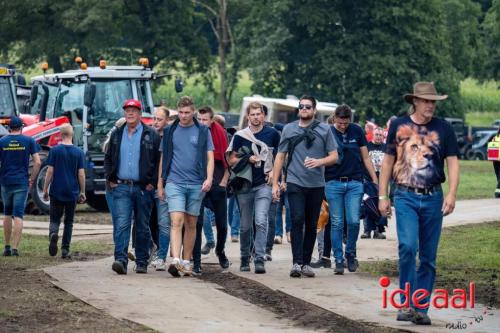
[122,99,142,111]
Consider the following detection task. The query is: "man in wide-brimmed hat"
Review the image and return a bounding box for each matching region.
[378,82,460,325]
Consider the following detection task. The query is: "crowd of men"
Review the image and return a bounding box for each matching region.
[0,81,460,326]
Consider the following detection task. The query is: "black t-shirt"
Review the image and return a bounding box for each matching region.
[367,142,386,174]
[325,124,368,181]
[232,126,281,187]
[386,115,458,188]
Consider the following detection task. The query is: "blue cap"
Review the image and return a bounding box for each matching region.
[9,116,23,129]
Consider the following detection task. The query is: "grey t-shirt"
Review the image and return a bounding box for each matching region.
[278,120,338,188]
[165,124,214,185]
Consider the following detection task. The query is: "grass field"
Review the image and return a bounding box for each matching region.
[443,160,497,200]
[360,222,500,307]
[0,233,112,270]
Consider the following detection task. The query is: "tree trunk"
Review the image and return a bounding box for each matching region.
[218,0,230,113]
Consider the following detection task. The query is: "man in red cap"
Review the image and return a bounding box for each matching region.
[104,99,161,275]
[379,82,460,325]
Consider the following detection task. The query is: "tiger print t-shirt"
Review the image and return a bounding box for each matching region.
[386,115,458,188]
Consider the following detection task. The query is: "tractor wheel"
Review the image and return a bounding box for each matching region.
[86,192,109,212]
[26,150,50,215]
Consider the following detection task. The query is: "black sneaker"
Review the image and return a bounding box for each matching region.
[397,308,415,321]
[264,252,272,261]
[412,311,431,325]
[217,252,230,269]
[373,231,386,239]
[334,262,344,275]
[240,257,250,272]
[3,246,11,256]
[360,231,371,239]
[310,257,332,268]
[61,248,71,259]
[192,265,202,277]
[11,249,19,257]
[290,263,302,278]
[254,259,266,274]
[112,260,127,275]
[49,233,59,256]
[135,264,148,274]
[346,254,358,272]
[201,242,215,255]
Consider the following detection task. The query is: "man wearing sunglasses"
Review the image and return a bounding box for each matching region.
[272,95,338,278]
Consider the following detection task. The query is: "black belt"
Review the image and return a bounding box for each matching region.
[396,184,441,195]
[333,176,363,182]
[116,179,140,185]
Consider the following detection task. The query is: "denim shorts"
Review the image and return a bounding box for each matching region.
[1,184,29,219]
[165,183,205,216]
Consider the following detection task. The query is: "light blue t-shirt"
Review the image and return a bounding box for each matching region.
[166,124,214,185]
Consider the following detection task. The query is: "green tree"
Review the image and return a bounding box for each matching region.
[482,0,500,80]
[239,0,465,123]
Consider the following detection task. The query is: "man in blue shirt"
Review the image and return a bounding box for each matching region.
[0,116,41,256]
[104,99,161,274]
[157,96,214,277]
[43,124,85,259]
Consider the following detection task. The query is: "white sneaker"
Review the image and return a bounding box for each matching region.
[152,258,166,271]
[181,260,192,276]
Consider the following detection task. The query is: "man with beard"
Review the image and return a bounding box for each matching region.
[272,95,338,278]
[379,82,459,325]
[227,102,280,274]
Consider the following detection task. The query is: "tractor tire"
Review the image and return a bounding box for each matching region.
[26,150,50,215]
[86,192,109,212]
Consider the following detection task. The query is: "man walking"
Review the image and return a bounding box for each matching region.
[194,106,230,272]
[272,96,338,278]
[43,124,85,259]
[361,127,387,239]
[0,116,41,256]
[379,82,459,325]
[227,102,280,274]
[325,105,378,275]
[158,96,214,277]
[105,99,160,274]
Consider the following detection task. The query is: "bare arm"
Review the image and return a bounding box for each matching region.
[378,154,395,217]
[360,146,378,183]
[442,156,459,216]
[227,151,240,167]
[157,153,165,200]
[202,151,214,192]
[272,152,286,201]
[304,150,338,168]
[220,168,230,187]
[78,168,85,194]
[43,166,54,194]
[30,153,42,188]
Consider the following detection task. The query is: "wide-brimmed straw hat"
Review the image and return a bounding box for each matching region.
[404,82,448,104]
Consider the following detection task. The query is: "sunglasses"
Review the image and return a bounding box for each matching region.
[298,104,313,110]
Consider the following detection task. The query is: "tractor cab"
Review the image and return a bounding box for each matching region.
[0,66,20,131]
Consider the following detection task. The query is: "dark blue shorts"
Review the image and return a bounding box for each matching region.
[1,184,28,219]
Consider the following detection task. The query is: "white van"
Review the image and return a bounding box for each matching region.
[239,95,340,128]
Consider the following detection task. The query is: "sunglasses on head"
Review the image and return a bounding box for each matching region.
[298,104,313,110]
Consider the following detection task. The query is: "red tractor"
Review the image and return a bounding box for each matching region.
[22,60,182,214]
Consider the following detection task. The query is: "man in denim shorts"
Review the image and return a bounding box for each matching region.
[0,116,41,256]
[158,96,214,277]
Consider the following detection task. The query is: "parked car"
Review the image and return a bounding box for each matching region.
[466,130,498,160]
[492,119,500,128]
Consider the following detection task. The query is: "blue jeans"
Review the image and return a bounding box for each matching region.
[325,180,364,263]
[394,187,443,313]
[227,196,240,237]
[155,195,170,260]
[276,194,291,236]
[202,207,215,244]
[112,184,153,267]
[166,183,204,216]
[1,184,28,219]
[236,184,272,261]
[105,190,117,242]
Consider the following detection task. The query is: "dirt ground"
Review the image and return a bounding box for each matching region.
[0,252,153,333]
[24,205,112,225]
[198,265,405,333]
